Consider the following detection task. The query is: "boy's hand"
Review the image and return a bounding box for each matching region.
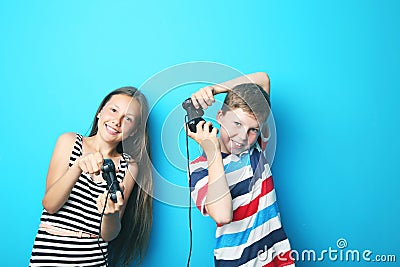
[191,86,215,109]
[186,121,220,158]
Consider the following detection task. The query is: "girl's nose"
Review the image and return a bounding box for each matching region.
[111,117,122,127]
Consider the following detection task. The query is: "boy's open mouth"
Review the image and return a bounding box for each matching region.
[231,140,244,148]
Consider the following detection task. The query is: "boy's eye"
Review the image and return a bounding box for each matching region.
[110,107,117,112]
[234,122,241,126]
[125,116,133,122]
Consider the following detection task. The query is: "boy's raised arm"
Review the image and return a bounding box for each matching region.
[191,72,270,109]
[217,72,270,95]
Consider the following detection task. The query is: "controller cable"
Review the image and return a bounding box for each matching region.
[97,180,114,267]
[185,115,193,267]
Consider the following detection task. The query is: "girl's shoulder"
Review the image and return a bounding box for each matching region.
[48,133,80,170]
[57,132,79,144]
[54,132,80,151]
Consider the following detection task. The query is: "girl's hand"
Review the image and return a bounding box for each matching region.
[96,182,125,216]
[77,152,104,175]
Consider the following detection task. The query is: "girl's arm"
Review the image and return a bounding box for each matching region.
[42,132,105,213]
[191,72,270,109]
[97,162,137,241]
[42,132,83,213]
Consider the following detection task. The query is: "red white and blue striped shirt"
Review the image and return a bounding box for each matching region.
[189,145,295,267]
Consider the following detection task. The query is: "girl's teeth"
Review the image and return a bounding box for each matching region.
[107,125,118,133]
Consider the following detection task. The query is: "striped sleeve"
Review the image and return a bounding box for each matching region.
[189,155,209,216]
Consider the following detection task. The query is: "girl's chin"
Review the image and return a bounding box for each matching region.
[100,129,121,142]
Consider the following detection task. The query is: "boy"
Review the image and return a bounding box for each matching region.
[187,72,295,267]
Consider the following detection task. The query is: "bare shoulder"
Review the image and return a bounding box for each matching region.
[45,132,78,190]
[56,132,77,145]
[126,161,139,179]
[51,132,78,164]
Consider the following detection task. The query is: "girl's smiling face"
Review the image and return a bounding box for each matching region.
[97,94,141,142]
[217,108,261,155]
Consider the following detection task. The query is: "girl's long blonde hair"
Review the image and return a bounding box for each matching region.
[89,86,152,266]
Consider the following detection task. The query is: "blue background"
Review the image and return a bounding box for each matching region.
[1,0,399,266]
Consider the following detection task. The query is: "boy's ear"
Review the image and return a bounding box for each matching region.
[258,124,270,151]
[216,110,224,124]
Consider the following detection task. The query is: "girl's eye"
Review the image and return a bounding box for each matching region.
[110,107,117,112]
[249,128,259,134]
[125,116,132,122]
[234,122,241,126]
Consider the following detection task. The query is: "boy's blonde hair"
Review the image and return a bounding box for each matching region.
[221,83,271,125]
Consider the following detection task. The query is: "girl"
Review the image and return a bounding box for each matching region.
[30,87,153,267]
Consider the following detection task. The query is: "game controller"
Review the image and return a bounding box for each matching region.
[182,98,213,133]
[101,159,124,203]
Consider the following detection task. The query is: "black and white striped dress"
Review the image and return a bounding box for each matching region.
[30,134,128,266]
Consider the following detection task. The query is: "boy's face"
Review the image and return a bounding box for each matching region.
[217,108,261,155]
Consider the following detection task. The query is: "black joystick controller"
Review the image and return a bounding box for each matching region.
[182,98,213,133]
[102,159,124,203]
